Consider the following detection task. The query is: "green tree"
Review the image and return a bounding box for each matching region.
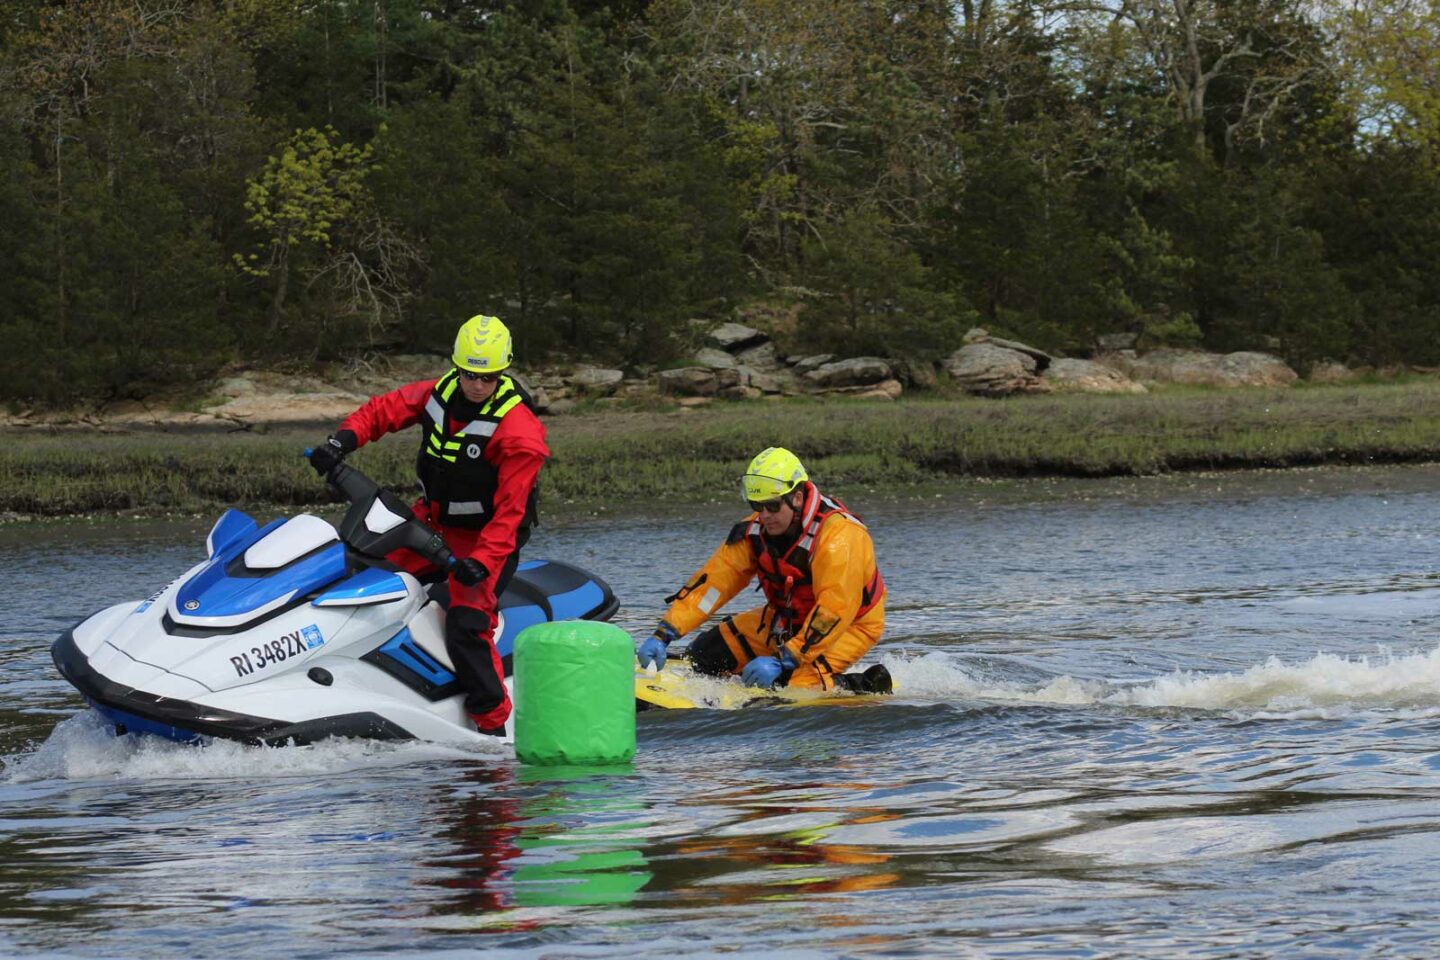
[235,125,374,335]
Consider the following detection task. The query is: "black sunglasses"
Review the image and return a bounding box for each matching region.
[748,498,788,514]
[459,370,501,383]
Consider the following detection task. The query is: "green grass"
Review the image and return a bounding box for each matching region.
[5,381,1440,517]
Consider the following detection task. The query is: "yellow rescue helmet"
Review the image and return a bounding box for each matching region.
[452,314,513,373]
[741,447,809,503]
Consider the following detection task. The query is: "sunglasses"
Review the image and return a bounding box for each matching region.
[748,498,788,514]
[458,370,501,383]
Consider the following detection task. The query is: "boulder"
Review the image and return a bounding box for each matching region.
[804,357,893,388]
[891,358,938,389]
[745,368,787,394]
[1043,358,1146,395]
[715,367,746,390]
[733,340,782,371]
[217,377,257,398]
[1112,349,1298,387]
[694,347,738,370]
[657,366,718,397]
[568,367,625,395]
[1307,361,1355,383]
[707,322,768,352]
[836,378,904,400]
[944,343,1050,396]
[792,354,836,374]
[963,327,989,344]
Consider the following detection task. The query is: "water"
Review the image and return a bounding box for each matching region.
[4,467,1440,958]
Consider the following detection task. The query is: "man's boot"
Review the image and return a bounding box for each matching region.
[834,663,893,695]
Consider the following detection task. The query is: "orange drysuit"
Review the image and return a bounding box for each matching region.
[663,483,885,690]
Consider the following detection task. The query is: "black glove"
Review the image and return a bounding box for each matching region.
[454,557,490,587]
[308,430,357,476]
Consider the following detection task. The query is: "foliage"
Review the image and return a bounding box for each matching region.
[1,0,1439,402]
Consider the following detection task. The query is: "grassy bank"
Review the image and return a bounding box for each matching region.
[6,382,1440,518]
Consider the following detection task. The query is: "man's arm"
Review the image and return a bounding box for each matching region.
[662,523,759,637]
[466,410,549,573]
[339,379,438,446]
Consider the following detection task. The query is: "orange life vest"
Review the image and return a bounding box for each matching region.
[746,482,885,636]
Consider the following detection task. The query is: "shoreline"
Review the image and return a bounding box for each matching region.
[5,384,1440,520]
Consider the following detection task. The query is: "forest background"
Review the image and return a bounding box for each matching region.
[2,0,1439,407]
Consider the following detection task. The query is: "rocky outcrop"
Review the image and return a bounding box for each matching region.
[706,322,768,352]
[657,366,719,397]
[804,357,893,389]
[568,366,625,396]
[1104,349,1298,388]
[945,342,1051,396]
[1043,358,1146,395]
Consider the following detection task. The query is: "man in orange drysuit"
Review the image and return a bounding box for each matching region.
[637,447,891,693]
[308,314,548,736]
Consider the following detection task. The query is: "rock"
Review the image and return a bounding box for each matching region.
[984,336,1053,371]
[657,366,718,397]
[720,384,764,400]
[568,367,625,395]
[716,367,746,389]
[207,391,368,425]
[963,327,989,344]
[545,398,578,415]
[834,378,903,400]
[1307,361,1355,383]
[792,354,836,374]
[707,322,768,352]
[1096,332,1140,353]
[1043,358,1147,394]
[528,385,552,411]
[891,358,938,389]
[804,357,893,388]
[944,343,1050,396]
[675,396,712,408]
[1114,349,1299,387]
[733,340,781,371]
[694,347,738,370]
[217,377,256,398]
[746,369,787,394]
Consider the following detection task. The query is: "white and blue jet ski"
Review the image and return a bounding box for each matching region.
[51,460,617,746]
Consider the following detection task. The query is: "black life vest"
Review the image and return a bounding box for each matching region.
[415,370,539,530]
[746,482,885,636]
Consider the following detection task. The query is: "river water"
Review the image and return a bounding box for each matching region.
[3,466,1440,958]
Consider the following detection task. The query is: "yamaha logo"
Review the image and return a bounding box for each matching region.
[184,600,200,611]
[467,443,481,459]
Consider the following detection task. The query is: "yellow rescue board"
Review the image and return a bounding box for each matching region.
[634,659,884,710]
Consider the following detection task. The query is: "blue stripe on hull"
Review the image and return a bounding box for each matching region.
[90,700,204,743]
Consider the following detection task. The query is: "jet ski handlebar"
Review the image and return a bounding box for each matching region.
[307,452,457,571]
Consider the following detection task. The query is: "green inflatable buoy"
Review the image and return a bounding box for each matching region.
[513,621,636,765]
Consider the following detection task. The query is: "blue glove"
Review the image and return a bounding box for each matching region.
[742,657,783,689]
[637,621,681,670]
[742,645,797,689]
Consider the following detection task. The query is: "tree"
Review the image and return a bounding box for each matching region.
[234,125,374,334]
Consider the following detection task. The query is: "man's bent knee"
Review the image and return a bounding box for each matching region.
[686,624,738,676]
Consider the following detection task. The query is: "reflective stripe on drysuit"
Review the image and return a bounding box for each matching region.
[340,373,549,729]
[662,482,886,690]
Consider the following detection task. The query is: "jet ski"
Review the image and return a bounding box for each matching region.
[52,459,617,746]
